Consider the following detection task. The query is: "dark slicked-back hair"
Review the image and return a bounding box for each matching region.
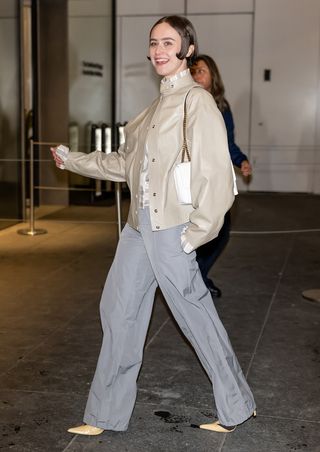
[150,15,199,67]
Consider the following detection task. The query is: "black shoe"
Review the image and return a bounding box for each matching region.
[206,279,222,298]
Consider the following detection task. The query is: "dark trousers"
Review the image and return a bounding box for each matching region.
[196,210,231,286]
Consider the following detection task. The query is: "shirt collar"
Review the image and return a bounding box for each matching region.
[162,68,189,84]
[160,69,193,94]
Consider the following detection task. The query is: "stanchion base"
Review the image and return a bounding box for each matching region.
[302,289,320,304]
[17,228,47,236]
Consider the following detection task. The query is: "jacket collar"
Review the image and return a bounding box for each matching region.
[160,69,194,95]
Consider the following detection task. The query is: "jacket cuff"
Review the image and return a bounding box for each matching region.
[181,233,194,254]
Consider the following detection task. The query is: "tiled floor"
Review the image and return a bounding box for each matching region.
[0,193,319,451]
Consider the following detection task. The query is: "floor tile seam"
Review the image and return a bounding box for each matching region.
[38,252,113,285]
[0,298,98,379]
[0,222,82,252]
[32,219,113,236]
[3,388,315,427]
[134,400,214,414]
[38,218,120,225]
[218,407,320,452]
[61,434,77,452]
[2,389,319,427]
[0,248,114,312]
[0,388,87,396]
[231,228,320,235]
[0,283,38,304]
[0,254,90,305]
[134,401,320,424]
[244,234,295,379]
[260,414,320,424]
[218,433,227,452]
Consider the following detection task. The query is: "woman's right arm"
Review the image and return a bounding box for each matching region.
[51,143,126,182]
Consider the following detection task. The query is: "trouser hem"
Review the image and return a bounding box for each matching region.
[219,404,257,427]
[83,414,128,432]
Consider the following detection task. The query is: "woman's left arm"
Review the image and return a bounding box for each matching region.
[183,89,235,251]
[222,109,252,176]
[222,108,247,167]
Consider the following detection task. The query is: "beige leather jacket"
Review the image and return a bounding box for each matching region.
[64,71,235,250]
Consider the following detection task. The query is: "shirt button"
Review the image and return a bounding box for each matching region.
[154,209,158,213]
[152,158,155,162]
[153,193,156,196]
[135,194,138,198]
[152,124,155,128]
[156,226,160,229]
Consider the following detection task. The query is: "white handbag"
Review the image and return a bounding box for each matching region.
[174,92,192,205]
[173,89,238,204]
[174,160,191,204]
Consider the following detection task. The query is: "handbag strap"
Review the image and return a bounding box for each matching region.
[181,88,196,163]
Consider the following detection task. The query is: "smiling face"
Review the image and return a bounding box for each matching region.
[149,22,192,78]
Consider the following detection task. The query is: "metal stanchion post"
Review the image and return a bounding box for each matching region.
[18,139,47,236]
[115,182,122,239]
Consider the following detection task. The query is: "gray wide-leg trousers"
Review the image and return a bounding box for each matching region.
[83,208,256,430]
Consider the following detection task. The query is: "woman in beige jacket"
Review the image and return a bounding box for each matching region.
[52,15,256,436]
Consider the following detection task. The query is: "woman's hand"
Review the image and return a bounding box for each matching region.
[240,160,252,177]
[50,145,69,169]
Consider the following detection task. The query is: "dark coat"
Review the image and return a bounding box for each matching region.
[222,107,248,168]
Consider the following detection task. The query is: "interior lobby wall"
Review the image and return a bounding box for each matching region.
[115,0,320,193]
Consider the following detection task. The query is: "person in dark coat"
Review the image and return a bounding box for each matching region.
[191,54,252,298]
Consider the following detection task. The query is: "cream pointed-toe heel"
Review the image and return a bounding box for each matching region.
[197,410,256,433]
[67,424,104,436]
[199,421,236,433]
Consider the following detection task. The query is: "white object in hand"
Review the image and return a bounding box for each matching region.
[55,144,69,169]
[56,144,69,160]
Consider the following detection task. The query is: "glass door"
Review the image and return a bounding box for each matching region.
[0,1,22,229]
